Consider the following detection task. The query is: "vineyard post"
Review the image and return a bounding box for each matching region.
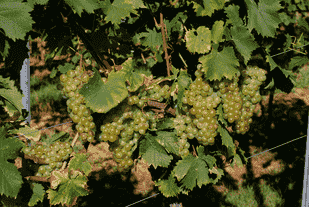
[20,39,31,125]
[301,112,309,207]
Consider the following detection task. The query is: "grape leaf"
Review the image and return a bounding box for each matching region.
[154,172,181,198]
[28,183,45,206]
[208,166,224,184]
[185,26,212,54]
[103,0,146,29]
[156,118,174,131]
[217,124,235,150]
[189,0,225,17]
[0,0,34,41]
[173,155,211,190]
[212,20,225,44]
[229,25,259,64]
[0,127,24,198]
[79,68,128,114]
[58,63,75,74]
[230,153,245,168]
[47,170,88,206]
[139,133,174,169]
[0,75,25,119]
[176,69,191,111]
[224,5,245,27]
[199,46,240,81]
[0,39,10,59]
[26,0,49,7]
[120,58,151,92]
[134,27,163,54]
[245,0,283,37]
[154,131,179,155]
[65,0,100,17]
[289,56,309,70]
[11,124,41,142]
[217,104,229,128]
[68,154,92,177]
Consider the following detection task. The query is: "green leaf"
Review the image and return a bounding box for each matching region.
[217,104,229,128]
[154,131,179,155]
[156,118,174,131]
[79,68,128,114]
[10,124,41,142]
[58,63,75,74]
[103,0,146,29]
[212,20,225,44]
[139,133,174,169]
[50,67,57,78]
[224,5,245,27]
[217,124,235,150]
[26,0,49,7]
[208,166,224,184]
[189,0,225,17]
[185,26,212,54]
[65,0,100,17]
[245,0,283,37]
[0,39,10,60]
[278,12,295,26]
[229,25,259,64]
[155,172,181,198]
[173,154,195,181]
[28,183,45,206]
[176,69,191,111]
[121,58,151,92]
[68,154,92,176]
[0,127,24,198]
[231,153,245,168]
[0,0,34,41]
[199,46,240,81]
[264,77,274,90]
[0,75,25,118]
[174,155,211,190]
[134,27,163,53]
[47,170,88,206]
[71,55,79,64]
[289,56,309,70]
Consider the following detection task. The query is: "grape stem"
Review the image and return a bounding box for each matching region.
[192,145,197,157]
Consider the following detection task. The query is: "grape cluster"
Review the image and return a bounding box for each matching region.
[35,163,62,178]
[100,109,156,172]
[128,84,170,108]
[173,115,193,157]
[234,66,266,134]
[174,70,219,149]
[216,75,243,124]
[23,141,72,178]
[60,67,96,143]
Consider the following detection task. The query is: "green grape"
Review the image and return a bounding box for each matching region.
[182,149,190,156]
[139,129,146,135]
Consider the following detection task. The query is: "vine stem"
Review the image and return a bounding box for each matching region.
[159,13,171,77]
[71,132,79,148]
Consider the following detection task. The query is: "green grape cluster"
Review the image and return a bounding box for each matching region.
[221,89,243,124]
[173,115,193,157]
[128,84,170,108]
[23,141,73,177]
[100,109,155,171]
[234,66,266,134]
[60,67,96,143]
[35,163,62,178]
[174,71,219,148]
